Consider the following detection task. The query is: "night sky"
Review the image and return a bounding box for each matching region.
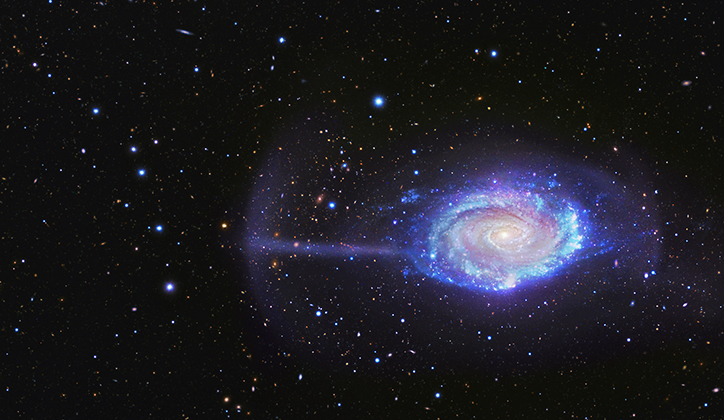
[5,1,724,418]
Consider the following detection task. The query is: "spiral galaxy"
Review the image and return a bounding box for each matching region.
[368,139,662,295]
[422,189,582,290]
[386,171,591,292]
[245,132,660,294]
[241,122,667,373]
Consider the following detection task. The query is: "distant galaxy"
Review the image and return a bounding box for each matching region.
[242,121,663,372]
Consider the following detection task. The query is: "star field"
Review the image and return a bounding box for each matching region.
[4,1,724,418]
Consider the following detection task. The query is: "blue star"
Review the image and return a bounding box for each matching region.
[373,96,385,108]
[279,37,285,44]
[138,169,146,176]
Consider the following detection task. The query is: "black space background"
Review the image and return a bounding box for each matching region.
[3,1,723,419]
